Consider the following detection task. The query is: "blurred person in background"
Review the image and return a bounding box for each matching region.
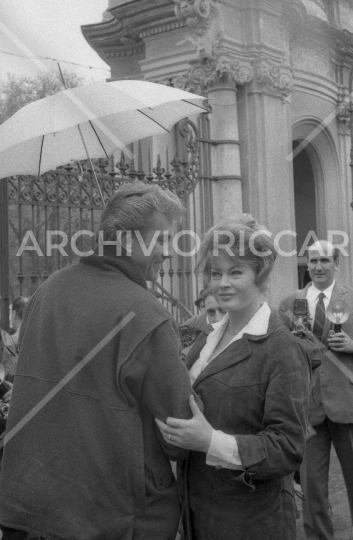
[179,290,226,360]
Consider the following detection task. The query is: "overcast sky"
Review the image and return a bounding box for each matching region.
[0,0,110,84]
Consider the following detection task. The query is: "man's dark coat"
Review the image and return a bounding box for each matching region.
[0,253,193,540]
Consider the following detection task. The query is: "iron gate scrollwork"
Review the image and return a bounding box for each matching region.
[0,113,213,327]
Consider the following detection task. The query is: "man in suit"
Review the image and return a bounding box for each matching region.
[279,240,353,540]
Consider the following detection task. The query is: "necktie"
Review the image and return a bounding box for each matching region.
[313,292,326,340]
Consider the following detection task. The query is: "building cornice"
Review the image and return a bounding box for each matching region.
[293,70,338,104]
[81,0,177,62]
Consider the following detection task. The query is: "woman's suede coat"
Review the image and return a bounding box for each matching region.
[183,312,310,540]
[0,252,193,540]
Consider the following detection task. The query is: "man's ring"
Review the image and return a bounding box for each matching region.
[169,434,172,442]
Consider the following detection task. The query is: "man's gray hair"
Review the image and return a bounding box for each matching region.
[100,181,184,240]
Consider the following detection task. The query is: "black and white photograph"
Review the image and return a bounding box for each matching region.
[0,1,353,539]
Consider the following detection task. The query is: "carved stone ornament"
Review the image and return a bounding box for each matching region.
[336,85,351,135]
[255,58,294,97]
[174,56,254,94]
[336,30,353,57]
[102,10,115,22]
[173,0,224,60]
[337,102,350,123]
[300,0,328,21]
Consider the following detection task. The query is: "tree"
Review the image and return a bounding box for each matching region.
[0,70,84,124]
[0,69,85,302]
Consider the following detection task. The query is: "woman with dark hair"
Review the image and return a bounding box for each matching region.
[156,216,310,540]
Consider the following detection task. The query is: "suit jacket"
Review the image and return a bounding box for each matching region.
[279,282,353,425]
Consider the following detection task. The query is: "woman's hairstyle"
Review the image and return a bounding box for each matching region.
[99,181,184,240]
[196,215,277,292]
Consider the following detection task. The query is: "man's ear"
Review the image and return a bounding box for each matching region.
[117,230,133,256]
[334,258,339,271]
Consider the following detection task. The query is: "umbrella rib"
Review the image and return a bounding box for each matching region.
[137,110,169,132]
[37,135,44,179]
[181,99,208,111]
[89,121,109,159]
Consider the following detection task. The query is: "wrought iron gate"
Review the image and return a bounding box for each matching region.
[0,114,213,328]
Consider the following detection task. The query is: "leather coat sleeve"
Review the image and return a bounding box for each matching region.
[124,318,194,460]
[236,330,309,480]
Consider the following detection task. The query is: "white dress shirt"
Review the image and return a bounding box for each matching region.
[189,302,272,470]
[306,281,335,327]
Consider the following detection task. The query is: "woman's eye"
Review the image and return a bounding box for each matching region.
[211,271,221,278]
[231,270,242,276]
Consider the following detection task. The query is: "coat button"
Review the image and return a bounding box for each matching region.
[159,478,163,485]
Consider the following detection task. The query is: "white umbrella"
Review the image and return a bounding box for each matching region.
[0,80,207,180]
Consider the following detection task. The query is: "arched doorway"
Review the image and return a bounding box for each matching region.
[291,117,345,287]
[293,140,317,288]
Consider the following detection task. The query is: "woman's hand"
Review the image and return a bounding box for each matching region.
[155,395,213,453]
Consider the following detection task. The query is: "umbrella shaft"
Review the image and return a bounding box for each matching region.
[77,124,105,207]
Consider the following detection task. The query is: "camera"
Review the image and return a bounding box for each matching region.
[178,325,195,348]
[293,299,309,335]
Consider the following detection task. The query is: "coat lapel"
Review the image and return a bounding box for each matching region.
[193,337,252,388]
[192,313,279,388]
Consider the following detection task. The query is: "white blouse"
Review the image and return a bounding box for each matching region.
[189,302,271,469]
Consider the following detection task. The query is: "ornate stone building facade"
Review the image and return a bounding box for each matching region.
[82,0,353,306]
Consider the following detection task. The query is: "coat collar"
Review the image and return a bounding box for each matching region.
[80,245,147,290]
[193,311,281,388]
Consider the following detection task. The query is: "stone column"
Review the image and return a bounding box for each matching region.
[171,0,251,221]
[174,58,254,224]
[336,95,353,284]
[237,58,297,306]
[171,0,297,305]
[180,58,253,222]
[208,80,242,222]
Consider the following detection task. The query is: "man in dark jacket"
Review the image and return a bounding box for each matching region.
[0,182,195,540]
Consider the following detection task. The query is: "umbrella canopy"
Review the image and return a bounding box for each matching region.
[0,80,207,179]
